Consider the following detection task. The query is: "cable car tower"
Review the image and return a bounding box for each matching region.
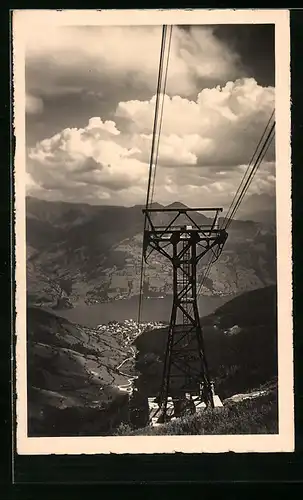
[142,207,228,423]
[138,25,275,425]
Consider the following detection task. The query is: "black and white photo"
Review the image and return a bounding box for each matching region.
[13,9,293,454]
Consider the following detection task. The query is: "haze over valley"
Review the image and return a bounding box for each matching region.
[26,196,276,317]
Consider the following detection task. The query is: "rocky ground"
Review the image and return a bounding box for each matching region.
[27,306,166,436]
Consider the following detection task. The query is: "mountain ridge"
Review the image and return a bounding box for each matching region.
[26,196,277,308]
[27,284,278,436]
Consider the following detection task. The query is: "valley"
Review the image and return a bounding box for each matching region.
[25,196,278,436]
[27,285,278,437]
[26,197,276,309]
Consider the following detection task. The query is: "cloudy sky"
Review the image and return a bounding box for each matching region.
[25,23,275,213]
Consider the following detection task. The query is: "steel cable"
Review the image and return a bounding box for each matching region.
[137,26,171,324]
[198,113,275,295]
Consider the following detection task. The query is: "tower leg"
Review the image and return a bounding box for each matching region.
[156,234,214,421]
[142,208,228,424]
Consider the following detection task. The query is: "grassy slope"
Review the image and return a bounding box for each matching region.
[116,386,278,436]
[134,285,277,400]
[27,306,132,436]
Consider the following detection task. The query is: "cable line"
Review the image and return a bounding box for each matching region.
[137,26,275,315]
[198,111,275,295]
[137,25,172,325]
[150,25,173,206]
[225,123,275,228]
[221,109,275,229]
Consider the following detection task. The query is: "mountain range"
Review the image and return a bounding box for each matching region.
[134,285,277,402]
[25,195,278,435]
[27,285,278,436]
[27,306,134,436]
[26,196,277,308]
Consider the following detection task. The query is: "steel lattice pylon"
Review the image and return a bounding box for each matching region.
[142,207,228,423]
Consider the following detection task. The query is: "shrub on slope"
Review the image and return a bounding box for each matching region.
[133,285,277,400]
[115,387,278,436]
[27,307,131,436]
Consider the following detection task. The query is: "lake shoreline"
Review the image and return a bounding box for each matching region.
[53,293,235,327]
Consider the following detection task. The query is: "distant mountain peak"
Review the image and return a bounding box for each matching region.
[165,201,189,210]
[132,201,164,210]
[150,202,164,208]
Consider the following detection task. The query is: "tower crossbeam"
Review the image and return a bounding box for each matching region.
[142,207,228,423]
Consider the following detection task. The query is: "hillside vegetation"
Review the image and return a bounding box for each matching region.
[27,306,133,436]
[134,285,277,400]
[26,197,276,307]
[26,283,278,436]
[116,384,278,435]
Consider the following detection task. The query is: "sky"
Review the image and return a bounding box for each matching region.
[25,23,276,214]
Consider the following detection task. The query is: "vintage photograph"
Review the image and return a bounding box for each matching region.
[14,10,293,454]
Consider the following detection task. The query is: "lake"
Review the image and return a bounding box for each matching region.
[55,294,231,327]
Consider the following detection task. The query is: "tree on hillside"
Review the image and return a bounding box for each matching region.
[59,278,73,297]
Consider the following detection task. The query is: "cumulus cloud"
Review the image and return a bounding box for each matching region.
[117,78,275,168]
[27,77,275,208]
[25,25,243,104]
[23,21,276,212]
[26,171,40,190]
[28,117,148,196]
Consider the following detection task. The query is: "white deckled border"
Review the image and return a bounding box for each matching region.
[13,8,293,455]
